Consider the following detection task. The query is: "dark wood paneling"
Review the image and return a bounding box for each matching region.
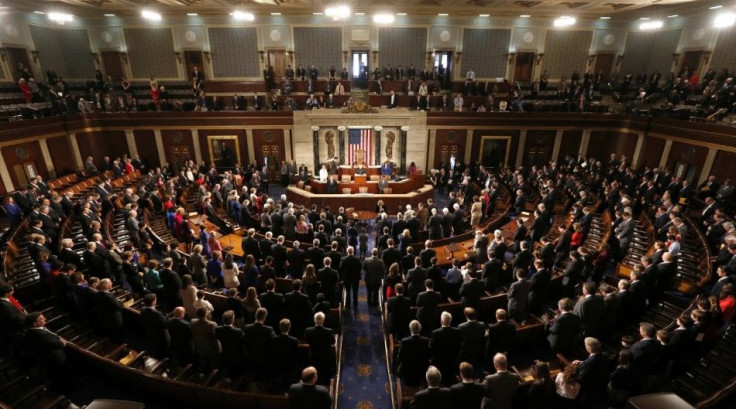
[711,150,736,182]
[472,129,520,168]
[161,130,195,172]
[638,137,666,170]
[667,141,709,183]
[46,136,76,177]
[587,131,637,162]
[75,131,129,163]
[1,141,47,189]
[133,130,160,168]
[434,129,467,168]
[251,129,284,176]
[198,129,249,168]
[523,130,555,168]
[559,130,582,159]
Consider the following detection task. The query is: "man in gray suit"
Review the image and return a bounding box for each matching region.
[363,248,385,306]
[507,269,532,323]
[573,282,605,337]
[481,353,521,409]
[191,307,221,372]
[614,210,635,258]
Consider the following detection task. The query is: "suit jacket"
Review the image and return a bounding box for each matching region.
[0,298,24,336]
[243,322,275,366]
[459,278,485,309]
[167,317,195,362]
[140,306,170,357]
[304,326,335,368]
[287,383,332,409]
[339,255,363,284]
[416,290,442,331]
[398,334,431,385]
[191,318,219,358]
[482,371,521,409]
[459,320,487,365]
[215,325,246,365]
[25,327,66,367]
[411,387,454,409]
[284,291,313,337]
[363,257,385,287]
[507,278,533,319]
[487,320,516,356]
[387,295,412,338]
[430,326,461,373]
[577,353,611,402]
[546,312,581,353]
[259,291,285,329]
[272,333,300,382]
[407,267,428,302]
[573,294,605,336]
[450,382,484,409]
[511,250,533,272]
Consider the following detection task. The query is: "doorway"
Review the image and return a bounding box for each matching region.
[101,51,125,81]
[184,51,204,81]
[352,50,369,89]
[268,50,288,80]
[168,145,191,173]
[681,51,703,78]
[6,47,32,80]
[593,53,614,82]
[514,52,535,82]
[433,51,453,88]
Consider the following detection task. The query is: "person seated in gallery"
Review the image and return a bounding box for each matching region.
[326,176,338,194]
[318,165,328,183]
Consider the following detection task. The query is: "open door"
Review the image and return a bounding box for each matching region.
[514,52,534,82]
[101,51,125,81]
[6,47,32,80]
[267,50,287,80]
[681,50,703,79]
[593,53,614,81]
[184,51,204,81]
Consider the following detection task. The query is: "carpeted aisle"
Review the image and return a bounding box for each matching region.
[338,281,391,409]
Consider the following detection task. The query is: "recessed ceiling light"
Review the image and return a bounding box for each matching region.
[438,13,448,16]
[48,12,73,24]
[520,14,530,18]
[325,5,350,20]
[553,16,576,27]
[230,11,254,21]
[479,14,489,17]
[187,13,198,16]
[667,14,678,18]
[373,13,395,23]
[639,17,650,20]
[354,12,365,16]
[714,12,736,28]
[141,10,162,21]
[34,10,45,14]
[313,12,323,15]
[599,16,610,20]
[710,5,723,9]
[640,20,663,30]
[396,12,406,16]
[270,12,281,15]
[104,13,115,17]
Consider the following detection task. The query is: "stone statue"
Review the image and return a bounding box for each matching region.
[325,131,335,159]
[385,131,395,160]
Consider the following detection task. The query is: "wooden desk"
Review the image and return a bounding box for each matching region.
[309,174,424,194]
[287,185,434,212]
[349,210,377,221]
[338,166,381,177]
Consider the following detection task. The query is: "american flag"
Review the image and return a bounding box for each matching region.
[347,128,373,166]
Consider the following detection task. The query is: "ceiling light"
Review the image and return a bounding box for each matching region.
[553,16,576,27]
[714,12,736,28]
[639,17,650,20]
[667,14,678,18]
[325,5,350,20]
[479,14,489,17]
[710,5,723,9]
[438,13,448,16]
[520,14,530,18]
[373,13,395,24]
[187,13,198,16]
[599,16,610,20]
[141,10,161,21]
[354,12,365,16]
[48,12,73,24]
[397,13,406,16]
[104,13,115,17]
[230,11,254,21]
[270,12,281,15]
[34,10,45,14]
[640,20,663,30]
[313,12,323,15]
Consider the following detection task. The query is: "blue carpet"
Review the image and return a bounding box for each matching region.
[338,284,391,409]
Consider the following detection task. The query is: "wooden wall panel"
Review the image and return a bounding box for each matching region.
[160,130,195,172]
[46,136,76,177]
[198,129,249,169]
[251,129,285,175]
[559,130,582,159]
[75,131,129,164]
[711,150,736,183]
[434,129,467,168]
[587,131,637,163]
[666,141,709,183]
[133,130,160,168]
[1,141,47,189]
[638,137,666,170]
[523,130,556,168]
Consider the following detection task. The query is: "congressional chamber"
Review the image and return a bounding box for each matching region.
[1,1,736,409]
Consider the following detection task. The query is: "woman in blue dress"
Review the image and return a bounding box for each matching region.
[198,223,210,256]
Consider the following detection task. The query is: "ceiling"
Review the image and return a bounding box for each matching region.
[0,0,727,20]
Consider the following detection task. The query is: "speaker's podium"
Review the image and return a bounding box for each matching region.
[354,174,367,184]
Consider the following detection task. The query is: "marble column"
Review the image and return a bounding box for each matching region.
[311,126,320,171]
[400,126,408,174]
[374,126,382,166]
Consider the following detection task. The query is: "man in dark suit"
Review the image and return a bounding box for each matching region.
[573,282,605,337]
[430,312,461,385]
[159,258,182,312]
[243,307,275,380]
[420,240,437,269]
[406,257,428,304]
[398,320,431,387]
[512,218,528,251]
[259,279,285,329]
[363,249,385,306]
[539,237,555,270]
[216,310,246,377]
[452,204,466,235]
[272,318,301,392]
[0,284,25,342]
[382,238,402,270]
[411,366,453,409]
[507,269,533,323]
[459,271,485,310]
[24,312,67,385]
[317,258,340,307]
[450,362,484,409]
[288,366,332,409]
[481,353,521,409]
[482,251,503,294]
[94,278,124,342]
[428,209,443,240]
[562,250,584,298]
[284,279,313,339]
[545,298,581,356]
[191,306,220,372]
[655,252,677,297]
[240,229,262,261]
[630,322,662,380]
[287,241,306,279]
[304,312,336,385]
[416,279,443,335]
[528,259,551,314]
[387,284,412,340]
[554,225,572,266]
[271,235,288,277]
[441,208,454,239]
[340,247,362,307]
[574,337,611,407]
[167,307,195,366]
[140,294,170,359]
[486,309,516,362]
[459,307,487,378]
[511,240,533,273]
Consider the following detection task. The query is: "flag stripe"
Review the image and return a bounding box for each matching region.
[347,128,372,166]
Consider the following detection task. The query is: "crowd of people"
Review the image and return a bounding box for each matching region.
[1,143,736,408]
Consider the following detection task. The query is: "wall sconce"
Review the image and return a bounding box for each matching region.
[203,51,211,63]
[455,52,462,64]
[342,50,348,64]
[174,52,182,64]
[31,50,40,63]
[672,53,681,66]
[90,52,100,65]
[258,50,265,63]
